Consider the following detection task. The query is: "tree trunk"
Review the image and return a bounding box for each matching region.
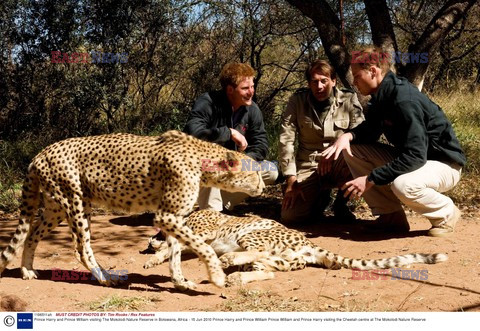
[400,0,478,89]
[287,0,478,91]
[285,0,353,89]
[363,0,398,70]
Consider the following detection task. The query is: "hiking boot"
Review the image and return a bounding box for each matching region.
[428,206,461,237]
[332,189,356,223]
[318,189,332,215]
[362,209,410,234]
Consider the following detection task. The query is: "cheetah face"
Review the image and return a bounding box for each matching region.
[214,169,264,196]
[202,151,264,196]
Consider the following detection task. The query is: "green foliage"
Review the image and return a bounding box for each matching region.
[430,89,480,204]
[0,167,21,212]
[431,89,480,176]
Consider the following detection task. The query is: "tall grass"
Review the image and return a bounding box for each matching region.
[430,88,480,204]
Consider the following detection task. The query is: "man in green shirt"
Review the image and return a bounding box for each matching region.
[322,47,466,237]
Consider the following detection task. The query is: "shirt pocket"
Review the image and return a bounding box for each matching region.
[334,118,349,130]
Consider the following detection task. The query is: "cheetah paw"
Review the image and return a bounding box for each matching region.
[21,267,38,280]
[219,254,236,269]
[209,269,226,288]
[143,256,164,269]
[173,279,198,291]
[225,272,243,287]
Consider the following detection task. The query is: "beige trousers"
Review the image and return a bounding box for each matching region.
[343,144,462,225]
[197,161,278,211]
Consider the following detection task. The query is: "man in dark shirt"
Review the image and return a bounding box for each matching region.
[185,62,278,211]
[322,46,466,237]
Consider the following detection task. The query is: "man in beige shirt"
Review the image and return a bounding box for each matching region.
[279,60,364,223]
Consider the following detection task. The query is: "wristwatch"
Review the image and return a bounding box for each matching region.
[367,174,375,185]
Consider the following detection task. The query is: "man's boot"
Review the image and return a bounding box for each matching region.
[332,189,356,223]
[362,209,410,233]
[428,205,461,237]
[317,189,332,216]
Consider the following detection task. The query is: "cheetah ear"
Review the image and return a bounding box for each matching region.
[225,151,238,163]
[225,151,241,172]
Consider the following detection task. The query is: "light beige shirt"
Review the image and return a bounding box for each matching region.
[279,87,364,178]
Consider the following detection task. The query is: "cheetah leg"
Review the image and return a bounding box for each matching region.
[278,248,308,271]
[143,241,170,269]
[154,212,225,290]
[226,271,275,286]
[225,254,306,286]
[251,255,305,272]
[0,173,40,278]
[219,250,270,268]
[166,235,198,291]
[67,196,119,286]
[145,220,217,269]
[21,195,65,280]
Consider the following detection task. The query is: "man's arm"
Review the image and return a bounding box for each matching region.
[278,95,298,177]
[279,95,306,210]
[184,92,231,143]
[368,101,428,185]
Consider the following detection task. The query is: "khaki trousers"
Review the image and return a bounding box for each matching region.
[197,161,278,211]
[343,144,462,225]
[280,154,352,223]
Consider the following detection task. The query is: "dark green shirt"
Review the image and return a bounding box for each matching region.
[351,71,466,185]
[184,91,269,161]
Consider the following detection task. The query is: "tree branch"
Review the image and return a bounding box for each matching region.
[402,0,478,88]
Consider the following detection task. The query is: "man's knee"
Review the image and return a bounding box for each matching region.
[280,208,309,224]
[391,175,424,200]
[260,165,278,185]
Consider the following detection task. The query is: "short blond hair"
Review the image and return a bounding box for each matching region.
[351,46,391,73]
[219,62,256,89]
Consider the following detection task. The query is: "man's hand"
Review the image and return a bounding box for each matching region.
[341,175,374,200]
[321,132,354,161]
[282,175,305,210]
[230,128,248,152]
[317,154,334,176]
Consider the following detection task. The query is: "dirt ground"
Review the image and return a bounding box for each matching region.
[0,190,479,312]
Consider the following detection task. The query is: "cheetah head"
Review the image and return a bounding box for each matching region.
[201,151,264,197]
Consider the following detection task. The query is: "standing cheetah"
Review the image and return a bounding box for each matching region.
[145,210,448,286]
[0,130,264,290]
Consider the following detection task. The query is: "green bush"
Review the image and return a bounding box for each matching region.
[0,136,50,212]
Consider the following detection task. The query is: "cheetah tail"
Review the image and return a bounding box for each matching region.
[0,173,40,274]
[315,247,448,270]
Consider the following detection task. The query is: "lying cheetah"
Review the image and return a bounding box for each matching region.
[0,130,264,290]
[145,210,448,286]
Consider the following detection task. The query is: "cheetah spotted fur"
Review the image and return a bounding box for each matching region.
[0,130,264,290]
[145,209,448,286]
